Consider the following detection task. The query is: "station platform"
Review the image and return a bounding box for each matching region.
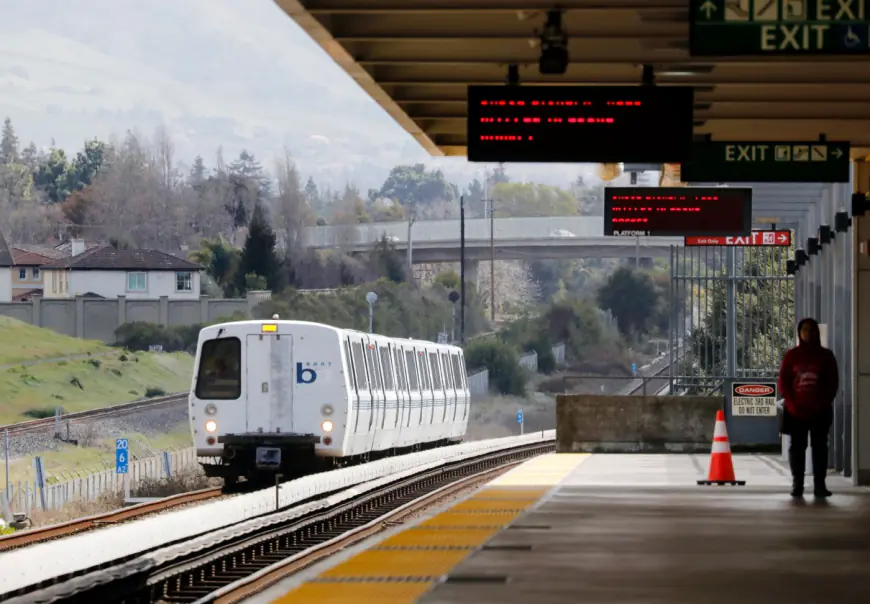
[261,453,870,604]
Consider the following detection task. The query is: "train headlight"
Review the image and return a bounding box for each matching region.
[204,404,218,416]
[321,405,334,416]
[321,420,334,433]
[205,420,218,433]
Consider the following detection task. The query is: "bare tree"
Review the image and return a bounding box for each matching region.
[477,260,540,316]
[271,147,313,255]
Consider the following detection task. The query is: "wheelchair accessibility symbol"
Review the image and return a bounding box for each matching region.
[844,27,862,49]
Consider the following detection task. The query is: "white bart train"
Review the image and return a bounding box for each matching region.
[189,318,470,484]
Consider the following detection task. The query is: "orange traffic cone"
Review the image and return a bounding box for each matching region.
[697,410,746,486]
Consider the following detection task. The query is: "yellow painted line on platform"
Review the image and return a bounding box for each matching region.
[419,511,522,527]
[485,453,590,487]
[379,527,500,548]
[319,549,469,578]
[272,453,592,603]
[271,582,433,604]
[449,498,539,512]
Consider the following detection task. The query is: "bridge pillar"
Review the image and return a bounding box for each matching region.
[465,260,480,289]
[852,159,870,485]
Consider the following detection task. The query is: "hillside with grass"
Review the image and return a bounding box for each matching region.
[0,317,194,424]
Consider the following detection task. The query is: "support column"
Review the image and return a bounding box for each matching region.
[465,260,480,289]
[852,159,870,485]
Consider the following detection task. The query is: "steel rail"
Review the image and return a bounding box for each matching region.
[0,487,223,552]
[5,439,554,604]
[0,394,187,438]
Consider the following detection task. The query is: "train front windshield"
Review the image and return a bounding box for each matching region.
[195,337,242,400]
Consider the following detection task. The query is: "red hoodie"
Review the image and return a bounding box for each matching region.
[777,319,839,422]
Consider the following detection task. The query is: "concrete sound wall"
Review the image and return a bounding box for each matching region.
[0,292,268,343]
[556,394,723,453]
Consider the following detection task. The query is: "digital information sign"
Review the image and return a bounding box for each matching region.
[604,187,753,237]
[466,85,694,164]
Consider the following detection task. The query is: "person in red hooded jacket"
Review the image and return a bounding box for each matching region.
[778,318,839,499]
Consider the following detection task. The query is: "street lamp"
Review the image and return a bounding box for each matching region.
[448,290,460,342]
[366,291,378,333]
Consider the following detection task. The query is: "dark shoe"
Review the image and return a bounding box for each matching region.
[814,482,832,498]
[791,478,804,498]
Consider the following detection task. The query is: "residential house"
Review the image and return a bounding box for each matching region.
[41,246,203,300]
[9,245,67,301]
[0,231,11,302]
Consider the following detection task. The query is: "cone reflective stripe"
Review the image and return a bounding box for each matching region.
[697,410,746,486]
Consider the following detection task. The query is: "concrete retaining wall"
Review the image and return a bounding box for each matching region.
[556,394,723,453]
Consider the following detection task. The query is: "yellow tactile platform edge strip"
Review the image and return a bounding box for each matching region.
[271,453,590,604]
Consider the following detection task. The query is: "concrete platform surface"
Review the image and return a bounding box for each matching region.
[420,454,870,604]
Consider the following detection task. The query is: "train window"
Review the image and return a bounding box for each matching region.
[393,349,406,390]
[195,337,241,400]
[379,347,393,390]
[351,341,368,389]
[344,340,357,390]
[405,350,419,390]
[428,353,442,390]
[451,354,463,389]
[367,345,382,390]
[418,352,431,390]
[441,353,452,389]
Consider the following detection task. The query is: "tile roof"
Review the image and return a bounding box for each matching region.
[11,249,57,266]
[10,244,66,260]
[41,246,202,271]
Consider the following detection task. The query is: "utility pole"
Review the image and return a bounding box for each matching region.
[406,205,416,280]
[460,196,466,344]
[485,198,496,321]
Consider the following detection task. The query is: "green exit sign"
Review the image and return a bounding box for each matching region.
[691,0,870,55]
[681,141,851,182]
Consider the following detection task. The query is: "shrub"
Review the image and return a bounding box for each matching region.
[23,407,57,419]
[145,387,166,398]
[464,339,526,396]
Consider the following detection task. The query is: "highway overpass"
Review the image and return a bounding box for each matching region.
[302,216,682,262]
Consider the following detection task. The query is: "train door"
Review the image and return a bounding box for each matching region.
[348,335,372,453]
[245,333,293,433]
[344,337,361,441]
[363,338,384,450]
[440,351,454,423]
[427,351,442,427]
[416,348,432,434]
[404,348,421,429]
[392,345,407,445]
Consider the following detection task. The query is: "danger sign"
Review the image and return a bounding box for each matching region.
[731,381,777,417]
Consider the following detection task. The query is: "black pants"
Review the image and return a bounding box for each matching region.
[787,415,830,484]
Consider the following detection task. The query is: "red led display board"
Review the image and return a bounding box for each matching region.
[466,85,694,164]
[685,230,791,247]
[604,187,752,237]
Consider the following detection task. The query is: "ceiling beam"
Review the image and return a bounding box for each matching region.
[302,0,689,12]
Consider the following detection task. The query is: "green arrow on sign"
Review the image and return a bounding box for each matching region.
[699,0,717,20]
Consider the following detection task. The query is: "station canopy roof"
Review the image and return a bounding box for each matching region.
[277,0,870,160]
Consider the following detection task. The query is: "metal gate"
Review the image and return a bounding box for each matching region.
[667,243,794,446]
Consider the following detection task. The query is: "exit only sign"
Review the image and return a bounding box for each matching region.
[685,230,792,247]
[680,140,850,183]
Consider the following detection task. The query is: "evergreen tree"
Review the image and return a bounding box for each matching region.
[304,176,319,203]
[236,202,281,293]
[189,155,207,187]
[0,117,20,164]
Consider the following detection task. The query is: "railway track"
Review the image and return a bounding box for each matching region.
[626,362,673,396]
[0,487,223,552]
[5,439,554,604]
[0,393,187,438]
